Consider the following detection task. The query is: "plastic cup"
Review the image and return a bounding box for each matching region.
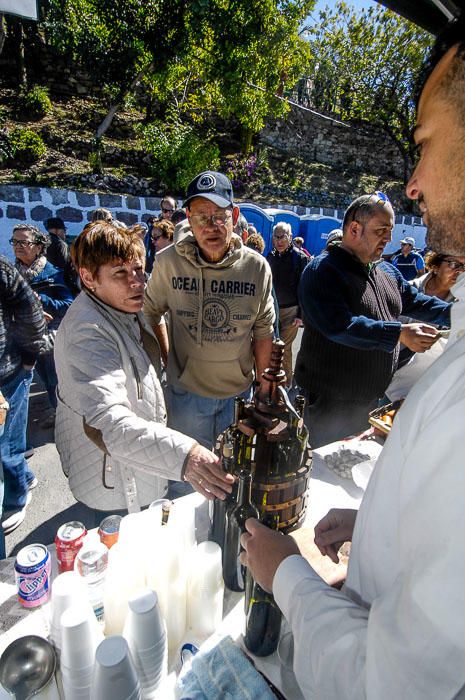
[123,589,165,651]
[49,571,90,649]
[91,636,140,700]
[60,605,103,671]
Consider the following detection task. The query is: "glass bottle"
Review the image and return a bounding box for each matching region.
[244,513,282,657]
[222,470,259,592]
[209,439,234,551]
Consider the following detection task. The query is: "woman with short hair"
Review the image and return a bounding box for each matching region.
[413,251,465,301]
[54,222,231,523]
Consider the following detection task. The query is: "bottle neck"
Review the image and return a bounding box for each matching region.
[237,473,252,506]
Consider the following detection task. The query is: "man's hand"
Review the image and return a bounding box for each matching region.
[239,518,300,592]
[399,323,438,352]
[314,508,357,563]
[183,443,234,500]
[294,318,304,327]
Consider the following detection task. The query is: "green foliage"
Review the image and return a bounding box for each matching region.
[304,2,433,179]
[8,127,46,164]
[89,137,103,174]
[41,0,315,148]
[18,86,53,120]
[138,119,219,192]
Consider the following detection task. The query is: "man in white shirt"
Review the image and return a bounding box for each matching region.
[241,16,465,699]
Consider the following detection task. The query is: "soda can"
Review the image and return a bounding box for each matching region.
[15,544,51,608]
[98,514,122,549]
[55,521,87,573]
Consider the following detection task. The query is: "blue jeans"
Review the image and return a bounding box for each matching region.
[35,351,58,409]
[0,368,35,510]
[166,384,253,450]
[166,384,253,499]
[0,423,5,559]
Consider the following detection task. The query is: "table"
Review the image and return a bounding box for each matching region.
[0,443,378,698]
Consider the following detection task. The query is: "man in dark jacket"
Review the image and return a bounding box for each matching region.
[267,222,308,387]
[44,217,79,295]
[295,194,451,447]
[0,256,47,534]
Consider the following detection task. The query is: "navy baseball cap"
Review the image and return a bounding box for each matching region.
[183,171,234,208]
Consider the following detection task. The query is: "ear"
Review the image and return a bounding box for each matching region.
[80,267,96,290]
[347,220,361,240]
[232,206,240,226]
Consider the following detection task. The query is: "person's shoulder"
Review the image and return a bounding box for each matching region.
[42,260,61,277]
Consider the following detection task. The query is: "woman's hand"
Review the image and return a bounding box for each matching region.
[314,508,357,563]
[183,443,234,500]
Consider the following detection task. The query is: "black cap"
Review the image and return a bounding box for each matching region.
[45,217,66,230]
[183,171,234,208]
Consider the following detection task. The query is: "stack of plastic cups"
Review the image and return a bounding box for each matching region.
[187,541,224,638]
[91,636,141,700]
[49,571,94,653]
[103,539,146,636]
[60,604,104,700]
[123,589,167,699]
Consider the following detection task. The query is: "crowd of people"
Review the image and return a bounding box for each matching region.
[0,13,464,697]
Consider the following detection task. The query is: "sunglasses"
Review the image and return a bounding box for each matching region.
[443,259,465,272]
[373,191,390,205]
[161,208,174,214]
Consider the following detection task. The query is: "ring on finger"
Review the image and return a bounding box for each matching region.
[198,478,203,485]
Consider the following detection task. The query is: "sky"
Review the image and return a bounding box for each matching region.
[308,0,380,23]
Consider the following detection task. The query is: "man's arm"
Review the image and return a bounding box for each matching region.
[415,253,425,278]
[299,260,402,352]
[253,334,273,382]
[240,518,368,699]
[381,260,451,326]
[153,321,169,368]
[2,260,47,364]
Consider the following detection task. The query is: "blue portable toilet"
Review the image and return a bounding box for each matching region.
[299,215,342,256]
[263,209,301,237]
[237,203,274,253]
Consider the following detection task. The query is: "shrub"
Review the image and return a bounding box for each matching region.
[9,127,46,164]
[138,119,220,192]
[19,85,52,120]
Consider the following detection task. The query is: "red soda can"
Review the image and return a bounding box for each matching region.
[55,521,87,573]
[15,544,51,608]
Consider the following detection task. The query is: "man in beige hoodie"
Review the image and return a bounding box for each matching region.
[144,171,275,460]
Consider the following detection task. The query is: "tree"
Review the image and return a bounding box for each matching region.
[41,0,315,153]
[42,0,187,141]
[303,2,433,181]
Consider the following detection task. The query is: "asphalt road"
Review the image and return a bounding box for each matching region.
[4,329,304,558]
[4,377,95,558]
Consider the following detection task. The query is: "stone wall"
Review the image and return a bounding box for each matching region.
[0,183,424,260]
[0,185,180,258]
[261,104,405,180]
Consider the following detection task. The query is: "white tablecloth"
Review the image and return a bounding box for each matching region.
[0,444,377,698]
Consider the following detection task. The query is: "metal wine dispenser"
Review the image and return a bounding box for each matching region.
[209,339,312,655]
[212,339,312,535]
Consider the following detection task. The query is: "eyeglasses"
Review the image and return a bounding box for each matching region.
[443,259,465,272]
[9,239,36,248]
[161,208,174,214]
[273,234,290,241]
[189,212,232,228]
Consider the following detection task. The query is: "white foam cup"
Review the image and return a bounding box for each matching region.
[49,571,90,649]
[91,636,140,700]
[123,589,165,651]
[60,605,102,671]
